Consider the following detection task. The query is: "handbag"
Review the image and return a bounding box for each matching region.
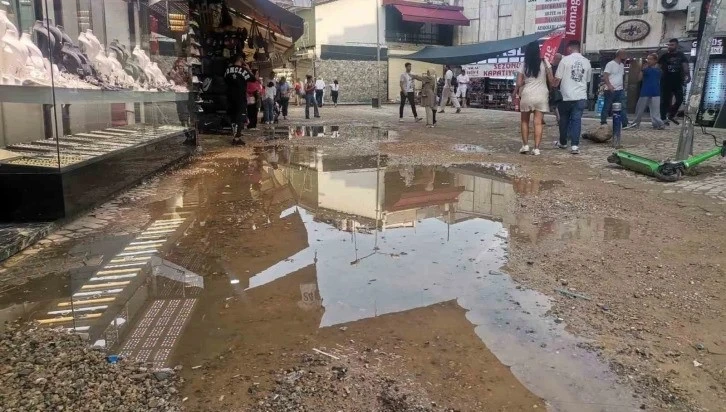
[546,60,562,104]
[549,89,563,104]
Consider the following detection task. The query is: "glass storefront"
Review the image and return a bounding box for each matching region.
[0,0,195,222]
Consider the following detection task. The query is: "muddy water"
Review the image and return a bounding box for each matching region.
[0,142,638,411]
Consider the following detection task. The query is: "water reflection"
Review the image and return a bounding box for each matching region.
[260,125,398,141]
[239,146,637,410]
[0,141,637,410]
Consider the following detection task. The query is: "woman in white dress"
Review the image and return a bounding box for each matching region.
[513,41,555,156]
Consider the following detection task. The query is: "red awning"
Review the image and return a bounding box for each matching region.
[392,4,469,26]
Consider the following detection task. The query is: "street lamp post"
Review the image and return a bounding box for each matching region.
[375,0,381,106]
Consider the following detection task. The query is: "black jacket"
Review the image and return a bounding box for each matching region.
[224,65,255,102]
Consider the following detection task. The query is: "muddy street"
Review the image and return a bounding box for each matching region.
[1,106,725,411]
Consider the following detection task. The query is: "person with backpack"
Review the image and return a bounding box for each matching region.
[438,65,461,114]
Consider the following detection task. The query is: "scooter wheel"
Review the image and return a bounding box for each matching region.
[607,154,621,165]
[654,168,682,182]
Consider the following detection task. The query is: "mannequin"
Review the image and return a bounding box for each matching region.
[1,28,29,84]
[0,10,19,84]
[78,29,113,81]
[21,32,52,85]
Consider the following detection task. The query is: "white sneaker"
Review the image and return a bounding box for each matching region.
[399,118,404,122]
[571,145,580,154]
[532,148,541,156]
[519,145,530,154]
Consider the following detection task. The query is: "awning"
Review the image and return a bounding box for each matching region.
[229,0,305,41]
[392,4,469,26]
[404,29,559,65]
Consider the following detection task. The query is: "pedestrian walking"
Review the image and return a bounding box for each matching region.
[411,69,437,127]
[262,81,276,124]
[513,41,555,156]
[315,77,325,107]
[246,70,263,129]
[399,62,422,122]
[294,78,303,106]
[601,49,629,127]
[658,38,690,125]
[554,40,591,154]
[278,77,291,120]
[224,55,255,145]
[305,75,320,119]
[625,54,666,130]
[331,80,340,106]
[456,69,470,108]
[438,65,461,113]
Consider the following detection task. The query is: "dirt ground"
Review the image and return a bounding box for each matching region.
[1,105,725,411]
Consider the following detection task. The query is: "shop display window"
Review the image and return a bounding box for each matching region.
[0,0,196,222]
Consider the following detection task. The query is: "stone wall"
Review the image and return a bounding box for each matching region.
[314,60,389,104]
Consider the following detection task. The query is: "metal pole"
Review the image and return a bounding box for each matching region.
[675,0,722,160]
[376,0,381,106]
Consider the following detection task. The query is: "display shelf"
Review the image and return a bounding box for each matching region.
[1,125,190,172]
[0,85,189,105]
[0,125,195,221]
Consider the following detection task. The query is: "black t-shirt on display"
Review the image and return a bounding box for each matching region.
[658,51,688,83]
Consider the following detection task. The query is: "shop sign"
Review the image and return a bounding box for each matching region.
[564,0,585,42]
[614,19,651,42]
[463,62,522,79]
[540,32,565,63]
[691,37,725,56]
[533,0,567,33]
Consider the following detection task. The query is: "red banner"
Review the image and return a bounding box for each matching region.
[540,32,565,63]
[564,0,585,43]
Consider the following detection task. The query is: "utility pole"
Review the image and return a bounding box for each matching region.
[675,0,722,160]
[375,0,381,106]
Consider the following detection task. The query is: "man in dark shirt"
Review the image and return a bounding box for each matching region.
[658,38,691,125]
[224,55,255,145]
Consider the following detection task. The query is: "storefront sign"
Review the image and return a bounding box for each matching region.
[534,0,567,32]
[691,37,725,56]
[463,62,522,79]
[564,0,585,42]
[540,32,565,62]
[614,19,650,42]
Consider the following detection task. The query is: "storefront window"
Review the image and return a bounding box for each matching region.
[0,0,195,222]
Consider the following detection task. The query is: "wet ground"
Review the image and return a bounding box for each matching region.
[2,107,726,411]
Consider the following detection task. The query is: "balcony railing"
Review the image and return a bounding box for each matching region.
[385,31,451,46]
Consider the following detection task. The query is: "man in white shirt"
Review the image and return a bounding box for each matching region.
[399,62,422,122]
[601,49,629,127]
[438,65,461,113]
[455,69,470,108]
[554,40,591,154]
[315,77,325,107]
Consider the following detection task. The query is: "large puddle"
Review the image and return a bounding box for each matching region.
[0,142,638,411]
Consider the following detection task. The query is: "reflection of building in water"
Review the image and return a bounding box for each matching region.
[277,148,517,233]
[277,147,386,230]
[509,216,631,244]
[29,187,201,366]
[117,258,204,368]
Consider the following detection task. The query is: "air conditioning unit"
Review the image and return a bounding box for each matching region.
[657,0,689,13]
[686,1,701,31]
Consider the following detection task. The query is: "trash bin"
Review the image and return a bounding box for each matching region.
[371,98,380,108]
